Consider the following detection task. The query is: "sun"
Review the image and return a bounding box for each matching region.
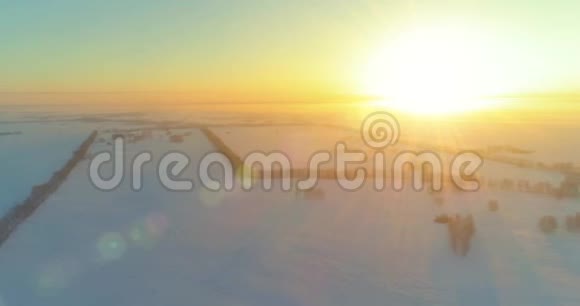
[361,25,499,115]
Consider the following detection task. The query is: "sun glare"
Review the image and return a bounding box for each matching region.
[361,25,499,115]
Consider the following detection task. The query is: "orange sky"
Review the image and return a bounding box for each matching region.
[1,1,580,105]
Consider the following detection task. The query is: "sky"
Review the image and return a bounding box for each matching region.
[1,0,580,104]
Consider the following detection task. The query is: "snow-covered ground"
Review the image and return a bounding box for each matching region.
[1,122,580,306]
[0,121,94,215]
[208,125,567,187]
[0,108,176,215]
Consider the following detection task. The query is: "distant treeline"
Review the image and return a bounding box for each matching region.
[0,131,22,136]
[0,130,97,247]
[480,176,579,198]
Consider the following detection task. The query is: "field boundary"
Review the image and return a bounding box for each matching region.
[0,130,97,247]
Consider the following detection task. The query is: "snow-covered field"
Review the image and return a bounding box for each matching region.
[1,110,580,306]
[0,121,94,215]
[208,125,567,188]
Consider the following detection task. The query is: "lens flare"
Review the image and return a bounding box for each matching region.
[96,232,127,262]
